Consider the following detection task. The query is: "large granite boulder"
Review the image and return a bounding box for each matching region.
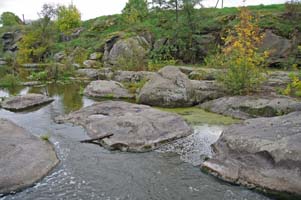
[55,101,193,152]
[84,80,134,99]
[0,119,59,194]
[103,35,150,68]
[200,96,301,119]
[260,30,294,67]
[137,66,195,107]
[202,112,301,198]
[1,94,54,111]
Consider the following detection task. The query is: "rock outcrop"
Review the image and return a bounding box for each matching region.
[1,94,54,111]
[84,80,134,99]
[192,80,226,104]
[202,112,301,198]
[55,101,192,152]
[2,31,22,52]
[0,119,59,194]
[103,35,150,68]
[200,96,301,119]
[137,66,195,107]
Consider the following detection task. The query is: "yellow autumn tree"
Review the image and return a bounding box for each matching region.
[218,7,268,95]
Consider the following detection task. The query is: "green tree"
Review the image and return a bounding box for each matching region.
[57,4,81,34]
[0,12,22,26]
[17,4,57,63]
[122,0,149,23]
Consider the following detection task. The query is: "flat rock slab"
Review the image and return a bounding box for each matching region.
[202,112,301,198]
[1,94,54,111]
[55,101,193,152]
[84,80,134,99]
[0,118,59,194]
[200,95,301,119]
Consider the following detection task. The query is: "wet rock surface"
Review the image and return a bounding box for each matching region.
[55,101,193,152]
[84,80,134,99]
[137,66,195,107]
[1,94,54,111]
[200,95,301,119]
[0,118,59,195]
[202,112,301,198]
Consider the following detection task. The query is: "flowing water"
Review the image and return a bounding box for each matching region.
[0,83,272,200]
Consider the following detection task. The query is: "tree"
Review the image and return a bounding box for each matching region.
[216,7,268,94]
[0,12,23,26]
[17,4,57,63]
[122,0,149,23]
[57,4,81,34]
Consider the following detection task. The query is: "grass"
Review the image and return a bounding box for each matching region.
[158,107,240,125]
[40,134,50,142]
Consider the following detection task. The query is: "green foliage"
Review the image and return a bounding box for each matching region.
[122,0,149,23]
[57,4,81,34]
[0,74,20,87]
[283,68,301,97]
[123,78,148,93]
[0,12,22,26]
[17,4,57,63]
[285,0,301,19]
[40,134,50,141]
[29,71,48,81]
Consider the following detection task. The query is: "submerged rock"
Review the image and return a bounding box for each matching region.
[1,94,54,111]
[202,112,301,198]
[200,96,301,119]
[0,118,59,194]
[137,66,195,107]
[55,101,193,152]
[84,80,134,99]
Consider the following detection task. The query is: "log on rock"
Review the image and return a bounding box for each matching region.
[80,133,114,143]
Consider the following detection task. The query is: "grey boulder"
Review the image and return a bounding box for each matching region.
[137,66,195,107]
[55,101,193,152]
[84,80,134,99]
[0,119,59,194]
[76,68,101,79]
[200,95,301,119]
[192,80,226,104]
[202,112,301,198]
[1,94,54,111]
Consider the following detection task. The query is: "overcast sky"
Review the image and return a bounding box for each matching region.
[0,0,287,21]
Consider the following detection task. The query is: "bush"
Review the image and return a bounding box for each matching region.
[0,74,20,87]
[209,7,268,95]
[283,68,301,97]
[285,0,301,19]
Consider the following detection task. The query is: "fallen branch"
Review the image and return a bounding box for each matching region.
[80,133,114,143]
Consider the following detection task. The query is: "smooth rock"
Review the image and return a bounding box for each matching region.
[89,52,102,60]
[1,94,54,111]
[76,69,100,79]
[202,112,301,198]
[83,60,98,68]
[0,118,59,194]
[113,70,155,83]
[84,80,134,99]
[200,96,301,119]
[55,101,193,152]
[137,66,195,107]
[192,80,226,104]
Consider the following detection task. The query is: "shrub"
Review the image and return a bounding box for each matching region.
[283,68,301,97]
[0,74,20,87]
[211,7,268,95]
[57,4,81,34]
[285,0,301,19]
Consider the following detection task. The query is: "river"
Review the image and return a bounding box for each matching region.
[0,82,272,200]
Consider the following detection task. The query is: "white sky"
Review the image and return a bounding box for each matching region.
[0,0,287,21]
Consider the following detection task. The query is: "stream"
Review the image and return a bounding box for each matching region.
[0,82,272,200]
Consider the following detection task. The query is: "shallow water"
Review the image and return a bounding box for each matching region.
[0,83,272,200]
